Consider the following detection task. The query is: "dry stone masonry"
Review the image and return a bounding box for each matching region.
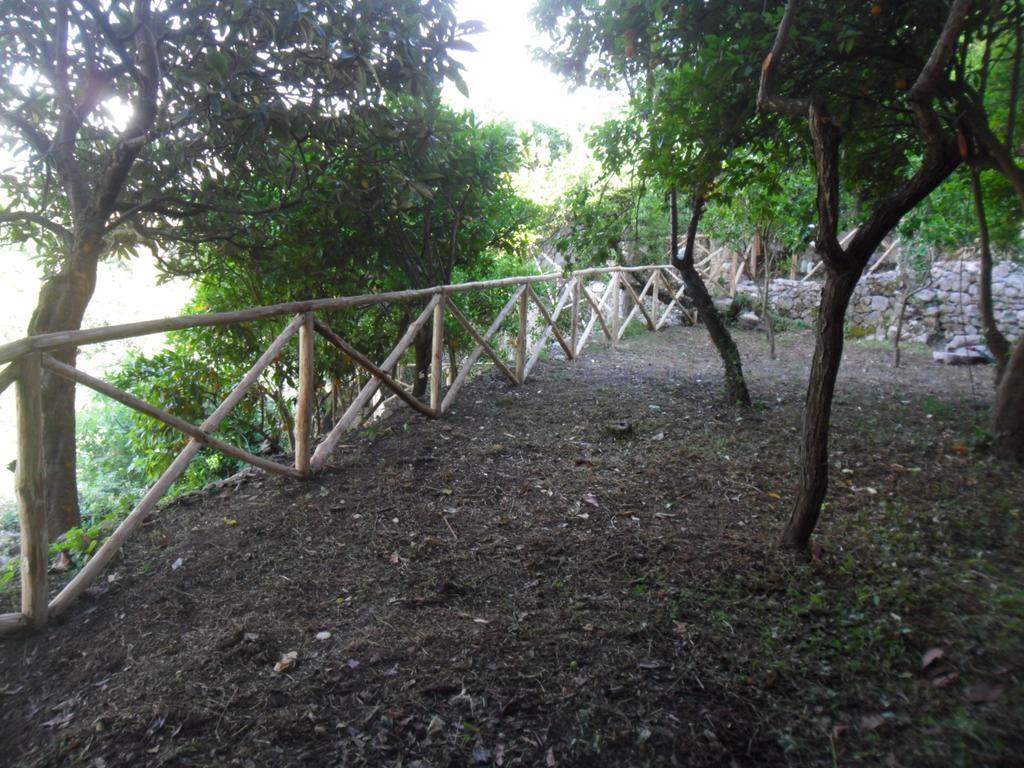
[739,259,1024,345]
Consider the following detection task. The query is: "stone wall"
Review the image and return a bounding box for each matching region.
[738,260,1024,343]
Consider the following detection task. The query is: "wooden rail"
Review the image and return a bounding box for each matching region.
[0,265,691,633]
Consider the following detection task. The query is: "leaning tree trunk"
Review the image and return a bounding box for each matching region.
[26,245,102,540]
[992,336,1024,461]
[670,189,751,406]
[781,267,860,549]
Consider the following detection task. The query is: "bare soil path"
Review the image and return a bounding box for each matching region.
[1,327,1021,767]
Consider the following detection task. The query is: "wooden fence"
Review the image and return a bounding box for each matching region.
[0,264,691,634]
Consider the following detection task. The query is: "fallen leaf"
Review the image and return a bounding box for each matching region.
[427,714,445,736]
[171,557,183,571]
[52,551,72,573]
[921,647,945,671]
[966,682,1005,703]
[315,631,331,641]
[766,491,782,500]
[41,711,74,729]
[672,621,688,636]
[651,431,666,442]
[860,714,886,732]
[546,747,557,767]
[223,517,238,527]
[811,543,824,563]
[388,551,401,564]
[581,492,599,508]
[273,651,298,674]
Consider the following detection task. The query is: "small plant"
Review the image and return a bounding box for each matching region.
[921,395,951,417]
[727,293,754,318]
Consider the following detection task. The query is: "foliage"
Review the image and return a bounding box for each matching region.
[76,395,152,523]
[0,0,476,265]
[702,153,819,257]
[109,334,277,491]
[163,100,539,291]
[542,175,667,269]
[899,168,1024,258]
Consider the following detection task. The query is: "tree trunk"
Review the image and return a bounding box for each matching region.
[781,267,860,549]
[969,168,1011,384]
[412,321,431,399]
[992,335,1024,461]
[671,189,752,407]
[26,248,101,540]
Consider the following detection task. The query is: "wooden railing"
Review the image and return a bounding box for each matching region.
[0,264,691,634]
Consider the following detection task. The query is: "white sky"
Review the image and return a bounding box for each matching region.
[445,0,625,136]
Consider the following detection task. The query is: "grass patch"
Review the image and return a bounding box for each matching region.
[666,476,1023,766]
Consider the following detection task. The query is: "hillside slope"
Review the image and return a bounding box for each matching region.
[1,328,1021,767]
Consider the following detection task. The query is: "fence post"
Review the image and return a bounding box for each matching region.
[651,270,659,323]
[611,272,621,342]
[571,277,580,359]
[515,285,529,383]
[295,312,315,475]
[16,353,48,628]
[430,295,444,414]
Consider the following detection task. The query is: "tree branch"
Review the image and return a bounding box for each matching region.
[106,194,299,232]
[0,109,53,156]
[78,0,146,87]
[757,0,811,117]
[92,0,161,223]
[0,212,74,248]
[1007,0,1022,148]
[909,0,974,101]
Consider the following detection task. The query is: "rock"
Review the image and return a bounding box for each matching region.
[713,297,733,314]
[946,334,984,351]
[737,311,763,330]
[932,346,994,365]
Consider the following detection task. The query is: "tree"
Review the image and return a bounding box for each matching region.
[535,1,1022,544]
[754,0,1024,546]
[0,0,472,538]
[532,0,777,405]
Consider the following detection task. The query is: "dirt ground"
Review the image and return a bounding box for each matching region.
[1,326,1022,767]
